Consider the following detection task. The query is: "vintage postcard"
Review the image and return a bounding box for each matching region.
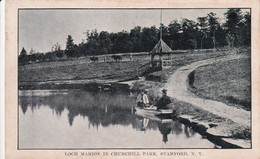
[4,0,260,158]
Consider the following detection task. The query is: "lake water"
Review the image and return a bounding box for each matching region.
[19,89,216,149]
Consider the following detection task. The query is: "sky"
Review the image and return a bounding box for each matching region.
[18,9,250,53]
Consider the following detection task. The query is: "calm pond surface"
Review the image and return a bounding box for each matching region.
[19,89,216,149]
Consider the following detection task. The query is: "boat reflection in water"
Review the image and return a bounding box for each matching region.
[19,89,215,149]
[134,114,197,147]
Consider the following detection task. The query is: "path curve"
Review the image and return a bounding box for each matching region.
[165,54,250,126]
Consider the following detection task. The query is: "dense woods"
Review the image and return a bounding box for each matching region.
[19,9,251,65]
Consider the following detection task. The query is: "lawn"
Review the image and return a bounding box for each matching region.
[190,57,251,110]
[19,60,150,82]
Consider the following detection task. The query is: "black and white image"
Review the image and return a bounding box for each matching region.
[18,8,251,149]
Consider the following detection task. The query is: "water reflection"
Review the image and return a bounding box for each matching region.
[19,90,215,148]
[134,116,196,144]
[158,122,172,143]
[135,116,150,132]
[20,90,135,127]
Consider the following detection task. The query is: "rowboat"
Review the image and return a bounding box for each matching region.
[134,106,173,115]
[134,106,173,122]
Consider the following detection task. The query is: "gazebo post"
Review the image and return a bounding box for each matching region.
[150,54,154,67]
[159,54,162,61]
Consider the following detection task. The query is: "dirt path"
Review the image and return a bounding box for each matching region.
[165,54,250,126]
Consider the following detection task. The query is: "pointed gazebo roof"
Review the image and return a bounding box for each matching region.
[149,39,173,55]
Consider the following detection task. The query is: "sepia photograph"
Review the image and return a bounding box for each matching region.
[17,8,251,150]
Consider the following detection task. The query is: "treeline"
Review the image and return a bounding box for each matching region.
[19,9,250,65]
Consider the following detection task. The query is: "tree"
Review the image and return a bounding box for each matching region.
[18,47,28,64]
[243,12,251,46]
[130,26,142,52]
[52,42,63,58]
[65,35,75,57]
[180,19,198,49]
[197,17,209,49]
[215,26,227,48]
[98,31,112,54]
[28,54,36,62]
[168,20,181,49]
[237,11,251,46]
[20,47,27,56]
[224,9,243,47]
[207,12,220,49]
[113,30,132,53]
[86,30,101,55]
[224,9,242,32]
[29,48,36,55]
[52,42,61,52]
[35,53,44,62]
[77,42,88,57]
[141,26,159,51]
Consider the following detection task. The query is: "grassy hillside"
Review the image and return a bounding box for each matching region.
[190,57,251,110]
[19,60,150,82]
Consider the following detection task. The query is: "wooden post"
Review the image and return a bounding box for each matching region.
[150,54,154,67]
[213,30,216,51]
[159,54,162,61]
[160,9,162,40]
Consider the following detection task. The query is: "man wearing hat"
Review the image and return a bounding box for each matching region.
[156,89,171,109]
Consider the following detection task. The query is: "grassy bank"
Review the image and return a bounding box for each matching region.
[189,57,251,111]
[19,60,150,82]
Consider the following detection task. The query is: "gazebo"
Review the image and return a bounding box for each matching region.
[150,39,173,63]
[149,10,173,69]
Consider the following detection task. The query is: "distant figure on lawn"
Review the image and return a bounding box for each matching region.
[136,89,150,108]
[111,55,122,62]
[90,56,98,62]
[156,89,171,109]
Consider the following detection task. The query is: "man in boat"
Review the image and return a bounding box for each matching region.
[156,89,171,110]
[136,89,150,108]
